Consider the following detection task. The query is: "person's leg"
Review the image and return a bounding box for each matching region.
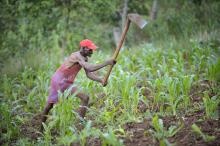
[41,83,59,130]
[70,87,89,118]
[41,103,54,130]
[42,103,54,122]
[76,92,89,118]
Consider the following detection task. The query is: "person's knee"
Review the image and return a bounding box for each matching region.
[84,95,89,104]
[77,93,89,104]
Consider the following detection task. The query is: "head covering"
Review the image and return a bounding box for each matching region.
[80,39,97,50]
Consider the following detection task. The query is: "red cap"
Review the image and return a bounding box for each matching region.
[80,39,97,50]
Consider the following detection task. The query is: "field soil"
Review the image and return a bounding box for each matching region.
[70,111,220,146]
[20,114,43,140]
[20,81,220,146]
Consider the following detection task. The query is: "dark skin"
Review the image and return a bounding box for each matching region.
[41,47,116,130]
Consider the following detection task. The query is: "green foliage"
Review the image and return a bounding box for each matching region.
[0,0,219,145]
[150,115,183,146]
[0,40,219,145]
[0,103,19,143]
[191,123,216,142]
[102,128,124,146]
[203,92,220,119]
[145,0,220,50]
[79,120,101,146]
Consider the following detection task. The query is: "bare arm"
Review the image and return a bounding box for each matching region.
[79,60,111,72]
[76,53,115,72]
[85,71,103,84]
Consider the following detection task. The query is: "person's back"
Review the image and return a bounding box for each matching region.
[56,52,84,83]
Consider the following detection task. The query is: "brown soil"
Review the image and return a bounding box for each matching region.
[71,110,220,146]
[166,111,220,146]
[20,113,43,140]
[18,108,220,146]
[122,118,156,146]
[121,111,219,146]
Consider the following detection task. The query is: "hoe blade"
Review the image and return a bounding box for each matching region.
[128,13,148,29]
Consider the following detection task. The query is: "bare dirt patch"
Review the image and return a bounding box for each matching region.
[20,113,43,140]
[122,118,155,146]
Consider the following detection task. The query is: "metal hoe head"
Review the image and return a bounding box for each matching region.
[127,13,147,29]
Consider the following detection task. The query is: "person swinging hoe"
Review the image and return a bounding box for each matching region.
[41,39,116,128]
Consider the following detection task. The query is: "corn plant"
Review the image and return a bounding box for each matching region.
[191,123,215,142]
[181,75,194,108]
[0,103,19,142]
[51,91,77,136]
[101,128,124,146]
[153,78,164,108]
[56,132,77,146]
[1,74,14,101]
[79,120,101,146]
[166,77,182,115]
[109,69,140,119]
[150,115,183,146]
[206,57,220,81]
[42,123,52,146]
[203,92,220,118]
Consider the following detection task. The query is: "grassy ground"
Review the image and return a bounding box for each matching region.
[0,40,219,146]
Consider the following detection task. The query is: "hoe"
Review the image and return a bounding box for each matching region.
[103,13,148,86]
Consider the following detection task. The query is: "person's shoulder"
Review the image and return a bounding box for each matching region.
[70,51,79,57]
[69,51,79,59]
[70,51,85,61]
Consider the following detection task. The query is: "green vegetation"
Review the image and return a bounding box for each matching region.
[0,0,219,146]
[191,123,216,142]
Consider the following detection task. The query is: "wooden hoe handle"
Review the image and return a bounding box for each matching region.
[103,19,131,86]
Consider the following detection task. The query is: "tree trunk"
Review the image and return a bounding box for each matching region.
[150,0,159,20]
[113,27,120,47]
[121,0,128,32]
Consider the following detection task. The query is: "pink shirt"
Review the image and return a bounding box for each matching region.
[56,52,83,83]
[57,63,81,83]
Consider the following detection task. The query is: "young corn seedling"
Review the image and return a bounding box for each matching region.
[2,75,14,101]
[42,123,52,146]
[167,78,182,115]
[206,57,220,81]
[79,120,101,146]
[181,75,194,108]
[56,132,77,146]
[115,71,139,117]
[0,103,19,142]
[149,115,183,146]
[153,78,163,109]
[203,92,220,119]
[191,123,215,142]
[102,127,124,146]
[51,90,77,136]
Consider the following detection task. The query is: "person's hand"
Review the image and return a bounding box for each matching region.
[107,59,117,65]
[101,79,108,87]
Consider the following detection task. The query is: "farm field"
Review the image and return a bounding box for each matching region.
[0,0,220,146]
[1,42,219,146]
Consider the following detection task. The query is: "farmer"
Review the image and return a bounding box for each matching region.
[41,39,116,126]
